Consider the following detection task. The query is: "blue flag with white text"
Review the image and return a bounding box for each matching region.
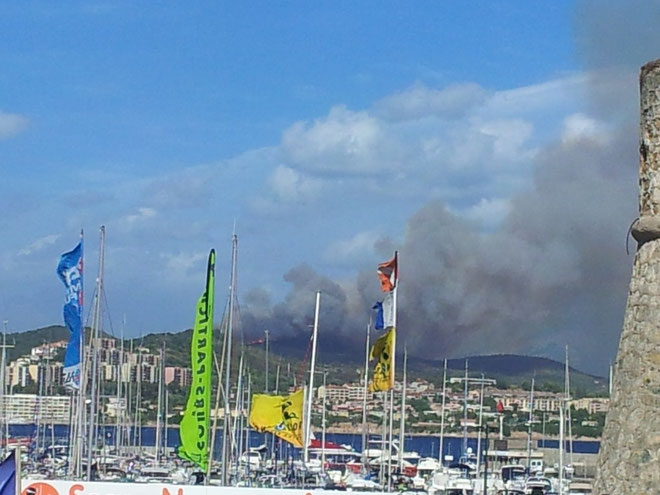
[57,240,83,390]
[0,451,16,495]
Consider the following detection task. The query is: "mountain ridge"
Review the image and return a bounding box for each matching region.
[5,325,608,395]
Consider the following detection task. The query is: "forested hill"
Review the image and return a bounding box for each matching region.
[7,325,608,395]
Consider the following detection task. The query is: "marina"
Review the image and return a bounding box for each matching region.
[3,4,659,493]
[1,245,603,495]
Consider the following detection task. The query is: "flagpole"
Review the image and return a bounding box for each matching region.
[391,252,398,385]
[387,252,398,491]
[387,387,394,490]
[76,229,84,477]
[303,291,321,465]
[361,321,371,469]
[379,391,387,486]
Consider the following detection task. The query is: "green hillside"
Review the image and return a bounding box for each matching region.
[4,325,608,396]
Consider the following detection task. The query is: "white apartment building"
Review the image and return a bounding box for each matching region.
[318,384,373,402]
[0,394,71,424]
[569,397,610,414]
[30,341,67,360]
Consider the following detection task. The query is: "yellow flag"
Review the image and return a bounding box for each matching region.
[249,389,304,448]
[369,327,395,392]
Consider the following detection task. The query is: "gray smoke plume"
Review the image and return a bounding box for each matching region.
[241,264,350,341]
[393,129,636,372]
[242,127,638,375]
[240,1,650,375]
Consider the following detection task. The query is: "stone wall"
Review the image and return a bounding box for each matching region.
[593,60,660,494]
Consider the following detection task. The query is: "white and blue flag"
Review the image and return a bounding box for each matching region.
[57,239,83,390]
[373,291,394,330]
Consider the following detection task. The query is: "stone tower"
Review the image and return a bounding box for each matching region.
[593,60,660,494]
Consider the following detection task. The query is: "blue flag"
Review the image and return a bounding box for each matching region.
[373,301,385,330]
[57,240,83,389]
[0,451,16,495]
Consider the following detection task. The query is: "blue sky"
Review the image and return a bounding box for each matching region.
[0,1,651,374]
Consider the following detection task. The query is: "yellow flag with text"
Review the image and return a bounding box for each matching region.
[249,389,304,448]
[369,327,395,392]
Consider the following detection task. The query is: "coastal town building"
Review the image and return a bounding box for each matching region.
[164,366,192,387]
[3,340,166,387]
[317,383,372,402]
[0,393,71,423]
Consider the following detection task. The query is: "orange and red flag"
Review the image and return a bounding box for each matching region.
[377,252,398,292]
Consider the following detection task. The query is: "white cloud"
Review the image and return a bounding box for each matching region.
[268,74,586,214]
[323,230,378,261]
[456,198,512,230]
[561,113,608,144]
[249,165,323,214]
[17,234,61,256]
[485,74,588,117]
[0,111,28,140]
[268,165,322,202]
[479,118,536,162]
[374,82,489,122]
[281,105,403,175]
[119,207,157,227]
[160,251,208,280]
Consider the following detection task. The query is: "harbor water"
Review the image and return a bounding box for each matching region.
[8,424,600,458]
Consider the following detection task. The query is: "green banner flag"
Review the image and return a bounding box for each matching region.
[178,249,215,470]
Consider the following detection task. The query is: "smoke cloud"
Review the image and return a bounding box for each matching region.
[239,1,652,375]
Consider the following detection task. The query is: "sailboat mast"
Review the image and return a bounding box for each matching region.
[0,321,8,456]
[155,344,164,463]
[221,233,238,486]
[115,318,125,456]
[164,388,169,458]
[303,291,321,464]
[233,352,245,477]
[476,373,485,475]
[439,358,447,464]
[397,347,407,471]
[321,370,327,470]
[135,342,143,452]
[565,346,574,467]
[559,405,564,495]
[207,352,223,483]
[462,359,469,455]
[526,377,535,471]
[87,225,105,481]
[244,373,252,478]
[264,330,269,394]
